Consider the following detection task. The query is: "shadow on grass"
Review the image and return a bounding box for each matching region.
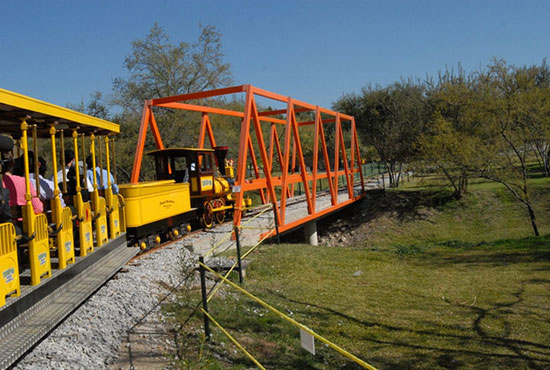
[262,282,550,370]
[422,235,550,267]
[365,189,459,221]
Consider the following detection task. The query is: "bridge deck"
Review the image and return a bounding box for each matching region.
[187,180,381,256]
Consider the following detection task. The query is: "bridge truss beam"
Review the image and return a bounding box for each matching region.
[130,84,365,235]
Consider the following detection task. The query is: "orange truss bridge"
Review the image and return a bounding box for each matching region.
[130,84,366,237]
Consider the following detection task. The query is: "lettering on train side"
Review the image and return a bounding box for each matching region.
[160,200,175,209]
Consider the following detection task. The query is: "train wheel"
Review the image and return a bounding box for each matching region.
[215,198,226,224]
[202,200,214,229]
[138,238,148,251]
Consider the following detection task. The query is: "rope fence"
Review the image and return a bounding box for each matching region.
[188,164,392,368]
[198,260,377,370]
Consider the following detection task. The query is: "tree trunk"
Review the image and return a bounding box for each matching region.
[526,203,540,236]
[442,168,459,196]
[395,162,403,188]
[532,146,545,176]
[386,162,394,188]
[459,170,468,196]
[387,162,401,188]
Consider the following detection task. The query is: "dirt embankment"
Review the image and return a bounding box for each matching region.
[278,188,450,247]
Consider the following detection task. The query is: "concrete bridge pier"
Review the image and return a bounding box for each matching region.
[304,221,318,246]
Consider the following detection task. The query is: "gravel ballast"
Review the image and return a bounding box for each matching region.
[14,241,195,370]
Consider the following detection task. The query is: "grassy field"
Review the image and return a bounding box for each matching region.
[170,177,550,369]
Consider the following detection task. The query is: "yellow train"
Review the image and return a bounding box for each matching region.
[0,87,124,304]
[0,87,252,310]
[119,145,250,249]
[0,87,260,370]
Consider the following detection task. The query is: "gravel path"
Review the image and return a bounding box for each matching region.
[14,241,195,370]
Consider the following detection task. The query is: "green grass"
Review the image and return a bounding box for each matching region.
[370,177,550,247]
[169,177,550,369]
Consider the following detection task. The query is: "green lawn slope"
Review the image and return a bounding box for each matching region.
[172,177,550,369]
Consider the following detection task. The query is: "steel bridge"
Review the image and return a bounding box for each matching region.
[131,84,366,240]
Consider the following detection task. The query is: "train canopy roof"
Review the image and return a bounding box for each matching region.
[146,147,215,157]
[0,88,119,138]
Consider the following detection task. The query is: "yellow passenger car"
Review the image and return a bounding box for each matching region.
[0,87,123,305]
[119,179,195,249]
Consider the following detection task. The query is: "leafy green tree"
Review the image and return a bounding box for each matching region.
[112,23,232,114]
[418,69,484,197]
[522,60,550,177]
[67,91,110,120]
[473,60,550,236]
[334,80,430,187]
[110,23,234,181]
[421,60,550,235]
[70,24,234,183]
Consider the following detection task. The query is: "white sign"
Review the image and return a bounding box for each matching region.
[38,252,47,266]
[232,185,241,193]
[300,328,315,355]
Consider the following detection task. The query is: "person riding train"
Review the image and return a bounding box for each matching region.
[85,155,119,194]
[2,155,43,216]
[29,155,55,200]
[0,135,14,224]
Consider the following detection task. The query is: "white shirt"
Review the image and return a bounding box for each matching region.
[86,168,118,194]
[30,173,66,207]
[51,165,93,193]
[51,167,69,185]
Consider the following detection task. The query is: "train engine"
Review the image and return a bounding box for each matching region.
[144,146,247,228]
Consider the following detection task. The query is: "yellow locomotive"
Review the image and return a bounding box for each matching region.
[119,146,248,249]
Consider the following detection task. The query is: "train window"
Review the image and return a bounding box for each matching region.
[154,156,166,179]
[200,153,213,172]
[173,157,188,182]
[174,157,187,171]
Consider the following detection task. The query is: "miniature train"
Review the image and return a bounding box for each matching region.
[120,146,251,249]
[0,87,249,308]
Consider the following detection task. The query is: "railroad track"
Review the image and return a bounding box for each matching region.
[130,202,278,261]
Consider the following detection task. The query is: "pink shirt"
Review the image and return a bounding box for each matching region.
[2,174,44,214]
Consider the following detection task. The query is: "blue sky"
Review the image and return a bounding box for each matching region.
[1,0,549,110]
